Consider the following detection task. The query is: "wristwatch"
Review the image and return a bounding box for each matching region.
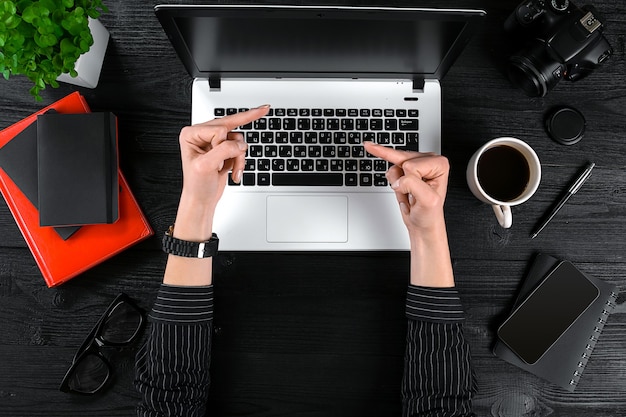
[162,225,219,258]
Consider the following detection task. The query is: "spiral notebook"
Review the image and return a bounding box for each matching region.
[493,253,618,391]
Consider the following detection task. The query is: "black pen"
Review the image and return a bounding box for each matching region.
[530,162,596,239]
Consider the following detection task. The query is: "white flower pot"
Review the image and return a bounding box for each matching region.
[56,18,110,89]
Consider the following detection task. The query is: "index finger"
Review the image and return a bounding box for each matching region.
[206,105,271,131]
[363,141,422,166]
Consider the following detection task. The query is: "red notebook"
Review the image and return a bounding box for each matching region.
[0,92,154,287]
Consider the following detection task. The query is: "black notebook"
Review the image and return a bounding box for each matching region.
[36,112,118,227]
[0,118,80,239]
[493,253,618,391]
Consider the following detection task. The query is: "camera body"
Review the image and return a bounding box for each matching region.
[505,0,612,97]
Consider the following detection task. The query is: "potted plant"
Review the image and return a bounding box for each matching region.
[0,0,109,101]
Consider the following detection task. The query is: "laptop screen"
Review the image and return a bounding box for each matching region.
[156,5,485,80]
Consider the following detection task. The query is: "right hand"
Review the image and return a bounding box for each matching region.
[363,142,450,236]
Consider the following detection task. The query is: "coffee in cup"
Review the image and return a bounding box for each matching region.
[466,137,541,228]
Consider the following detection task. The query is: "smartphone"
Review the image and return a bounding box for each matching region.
[497,260,600,364]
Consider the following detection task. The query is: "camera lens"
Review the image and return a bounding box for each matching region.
[508,43,564,97]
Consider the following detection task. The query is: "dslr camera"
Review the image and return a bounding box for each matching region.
[504,0,612,97]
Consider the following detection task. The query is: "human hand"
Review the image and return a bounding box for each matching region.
[178,105,270,213]
[363,142,450,236]
[364,142,454,287]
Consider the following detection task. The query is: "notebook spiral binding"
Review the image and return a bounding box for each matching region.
[569,291,619,387]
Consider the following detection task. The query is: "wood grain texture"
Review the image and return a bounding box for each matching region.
[1,0,625,416]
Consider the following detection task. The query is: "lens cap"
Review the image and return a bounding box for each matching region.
[545,107,586,145]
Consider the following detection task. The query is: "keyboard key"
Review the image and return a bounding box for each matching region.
[246,132,260,143]
[315,159,329,171]
[298,118,311,130]
[330,160,343,171]
[286,159,300,171]
[327,118,340,130]
[341,118,354,130]
[345,160,358,171]
[338,146,350,157]
[336,109,347,117]
[333,132,347,144]
[348,132,361,144]
[324,109,334,117]
[374,173,388,186]
[392,133,405,144]
[396,109,407,117]
[384,109,395,117]
[301,159,314,171]
[299,108,310,117]
[323,146,336,158]
[399,119,419,131]
[304,132,318,143]
[312,109,323,117]
[374,160,387,172]
[264,145,277,157]
[287,108,298,116]
[276,132,289,143]
[268,118,282,130]
[272,159,285,171]
[214,108,226,116]
[253,118,267,130]
[312,118,325,130]
[385,119,398,130]
[319,132,332,144]
[294,146,307,157]
[283,118,296,130]
[258,159,270,171]
[275,108,286,116]
[261,132,274,143]
[356,119,368,130]
[308,146,321,157]
[408,109,419,117]
[258,173,271,186]
[370,119,383,130]
[407,132,419,145]
[249,145,262,157]
[272,173,343,186]
[352,147,365,158]
[279,145,293,157]
[360,173,373,186]
[360,109,370,117]
[227,108,237,115]
[290,132,303,143]
[372,109,383,117]
[245,159,255,170]
[377,132,390,144]
[243,173,255,185]
[345,173,358,186]
[360,160,372,171]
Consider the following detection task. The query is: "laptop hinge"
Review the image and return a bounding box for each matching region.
[412,77,425,92]
[209,76,221,91]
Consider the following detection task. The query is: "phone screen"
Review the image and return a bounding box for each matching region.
[497,261,600,364]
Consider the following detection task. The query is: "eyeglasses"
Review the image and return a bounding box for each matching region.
[60,293,145,395]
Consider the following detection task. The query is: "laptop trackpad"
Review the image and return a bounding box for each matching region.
[266,195,348,243]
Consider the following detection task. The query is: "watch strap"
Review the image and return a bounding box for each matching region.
[162,225,219,258]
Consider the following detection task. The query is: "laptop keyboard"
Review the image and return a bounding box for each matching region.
[215,107,419,187]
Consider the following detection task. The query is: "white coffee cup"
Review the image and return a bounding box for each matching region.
[466,137,541,228]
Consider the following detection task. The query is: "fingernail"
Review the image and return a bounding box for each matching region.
[390,180,400,190]
[399,202,410,215]
[238,141,248,151]
[256,104,271,109]
[235,170,243,183]
[218,161,225,171]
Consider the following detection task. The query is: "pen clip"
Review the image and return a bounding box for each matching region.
[570,162,595,194]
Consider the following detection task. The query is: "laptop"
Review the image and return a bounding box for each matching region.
[155,5,485,250]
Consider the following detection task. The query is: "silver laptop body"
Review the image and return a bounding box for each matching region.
[155,5,485,250]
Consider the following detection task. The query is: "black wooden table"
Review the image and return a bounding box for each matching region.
[1,1,625,416]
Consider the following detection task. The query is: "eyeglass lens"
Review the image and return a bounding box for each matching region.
[66,353,110,394]
[100,301,143,344]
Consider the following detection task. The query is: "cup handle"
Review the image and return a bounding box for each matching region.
[492,205,512,228]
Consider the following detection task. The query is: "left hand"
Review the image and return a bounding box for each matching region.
[178,105,270,213]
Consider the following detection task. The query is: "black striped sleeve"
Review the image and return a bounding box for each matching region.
[402,285,477,417]
[149,284,214,324]
[135,284,214,417]
[406,285,465,323]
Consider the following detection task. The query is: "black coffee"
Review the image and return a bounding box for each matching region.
[477,145,530,202]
